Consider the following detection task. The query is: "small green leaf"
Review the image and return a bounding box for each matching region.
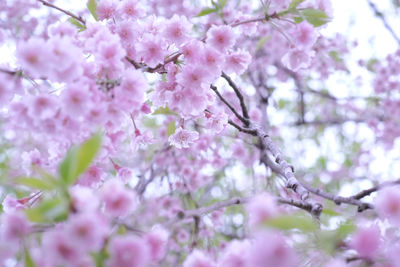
[68,18,86,31]
[265,214,316,232]
[322,209,340,217]
[218,0,228,9]
[293,16,304,23]
[26,198,68,223]
[87,0,98,21]
[75,133,102,177]
[289,0,305,9]
[59,133,102,185]
[24,247,36,267]
[256,36,271,51]
[196,8,217,17]
[59,147,78,185]
[301,8,331,27]
[166,121,176,137]
[336,221,356,238]
[15,177,55,191]
[328,51,343,63]
[152,106,178,116]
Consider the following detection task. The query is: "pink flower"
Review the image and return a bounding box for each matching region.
[282,49,315,71]
[249,231,297,267]
[1,211,31,243]
[29,94,58,120]
[247,193,279,228]
[62,83,90,116]
[145,228,169,261]
[78,165,104,187]
[107,235,150,267]
[98,40,125,64]
[223,49,252,75]
[137,35,167,68]
[117,167,133,183]
[177,65,212,92]
[183,250,217,267]
[163,14,191,45]
[100,179,137,217]
[205,110,228,134]
[97,0,118,20]
[66,212,109,252]
[350,225,381,259]
[375,186,400,225]
[116,20,137,44]
[42,229,83,266]
[168,127,199,149]
[181,40,204,64]
[16,38,51,78]
[117,0,143,18]
[70,186,100,212]
[2,195,24,213]
[291,21,318,49]
[114,69,147,111]
[206,25,236,53]
[202,45,224,77]
[218,240,251,267]
[0,74,13,106]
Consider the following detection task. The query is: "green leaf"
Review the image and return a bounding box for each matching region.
[301,8,331,27]
[336,221,356,238]
[328,51,343,63]
[59,133,102,185]
[166,121,176,137]
[293,16,304,23]
[265,214,316,232]
[87,0,98,21]
[256,36,271,51]
[15,177,55,191]
[196,8,217,17]
[24,248,36,267]
[289,0,305,9]
[152,106,178,116]
[26,198,68,223]
[218,0,228,8]
[322,209,340,217]
[68,18,86,31]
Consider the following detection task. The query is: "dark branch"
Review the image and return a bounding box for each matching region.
[221,72,250,126]
[210,84,249,125]
[367,0,400,45]
[37,0,86,25]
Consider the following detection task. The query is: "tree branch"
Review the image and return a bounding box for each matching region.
[210,85,249,125]
[221,72,250,126]
[351,178,400,200]
[37,0,86,25]
[367,0,400,45]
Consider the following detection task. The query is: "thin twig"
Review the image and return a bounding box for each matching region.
[210,85,249,124]
[351,178,400,200]
[221,72,250,126]
[37,0,86,25]
[228,120,257,135]
[367,0,400,45]
[300,182,373,212]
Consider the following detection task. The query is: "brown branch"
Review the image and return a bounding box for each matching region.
[228,120,257,135]
[37,0,86,25]
[210,83,323,216]
[125,53,182,74]
[300,182,373,212]
[367,0,400,45]
[221,72,250,126]
[210,85,249,125]
[352,178,400,200]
